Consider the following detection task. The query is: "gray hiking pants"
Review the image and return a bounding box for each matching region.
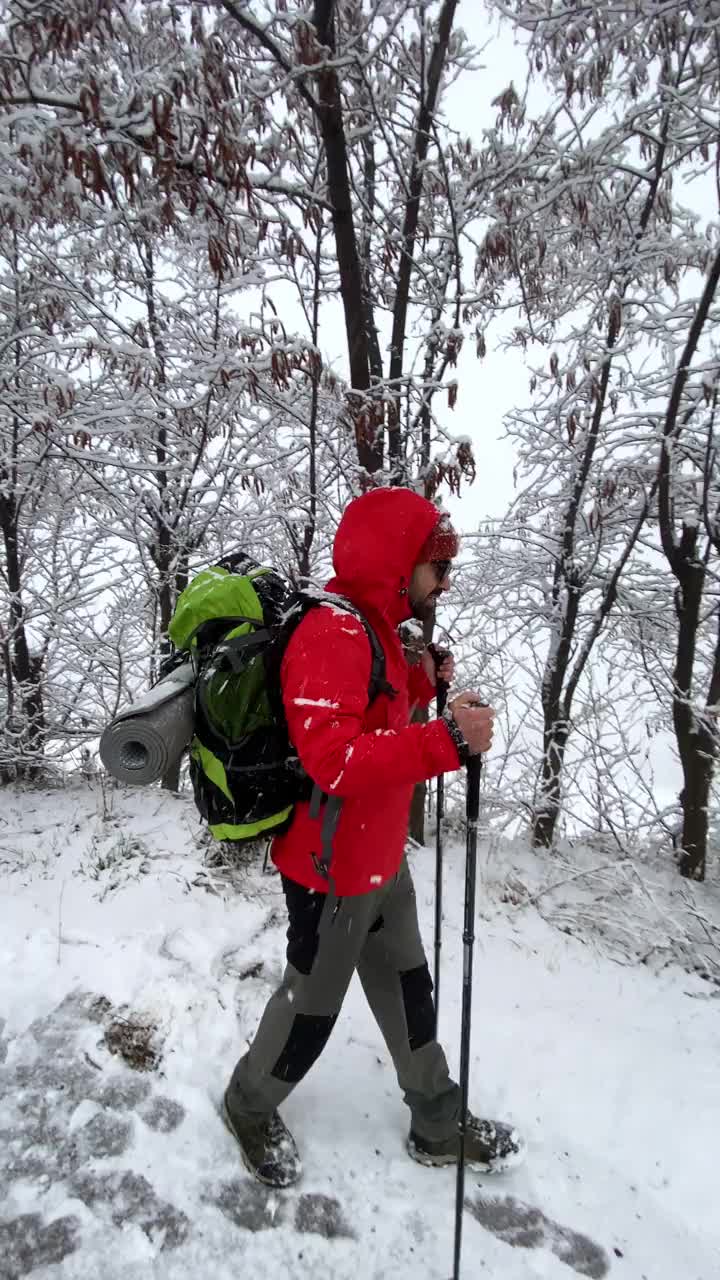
[227,857,461,1141]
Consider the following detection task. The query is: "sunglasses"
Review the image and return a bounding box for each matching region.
[431,559,452,583]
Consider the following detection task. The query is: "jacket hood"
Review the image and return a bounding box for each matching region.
[327,488,442,626]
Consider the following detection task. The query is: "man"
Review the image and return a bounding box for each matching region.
[223,487,523,1187]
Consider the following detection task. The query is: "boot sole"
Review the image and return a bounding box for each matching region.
[407,1135,526,1176]
[221,1095,302,1189]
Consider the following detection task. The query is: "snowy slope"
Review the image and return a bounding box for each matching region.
[0,782,718,1280]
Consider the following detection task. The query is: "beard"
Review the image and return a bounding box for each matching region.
[409,588,440,624]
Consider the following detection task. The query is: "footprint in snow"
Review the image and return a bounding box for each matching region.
[0,989,189,1275]
[205,1180,354,1239]
[468,1193,610,1278]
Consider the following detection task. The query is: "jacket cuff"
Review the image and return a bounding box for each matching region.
[441,707,471,765]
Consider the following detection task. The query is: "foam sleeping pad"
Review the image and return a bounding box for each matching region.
[99,664,195,785]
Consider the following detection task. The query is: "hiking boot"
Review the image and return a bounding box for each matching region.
[222,1090,302,1188]
[407,1112,525,1174]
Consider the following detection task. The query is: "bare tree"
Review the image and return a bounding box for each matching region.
[655,252,720,879]
[472,0,720,852]
[0,208,97,776]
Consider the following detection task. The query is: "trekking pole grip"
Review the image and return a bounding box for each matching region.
[428,642,450,714]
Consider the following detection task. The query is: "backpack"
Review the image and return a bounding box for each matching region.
[166,552,393,855]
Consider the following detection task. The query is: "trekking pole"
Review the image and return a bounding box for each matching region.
[428,644,449,1036]
[452,751,482,1280]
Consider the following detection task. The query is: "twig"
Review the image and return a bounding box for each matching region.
[527,858,632,905]
[679,883,720,936]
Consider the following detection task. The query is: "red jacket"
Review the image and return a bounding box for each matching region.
[271,488,460,895]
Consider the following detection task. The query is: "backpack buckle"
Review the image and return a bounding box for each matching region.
[311,852,330,880]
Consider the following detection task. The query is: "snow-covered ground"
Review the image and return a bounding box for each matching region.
[1,781,718,1280]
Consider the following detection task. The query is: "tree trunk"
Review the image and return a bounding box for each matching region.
[678,758,712,881]
[313,0,382,475]
[0,493,44,775]
[360,137,384,392]
[387,0,459,479]
[672,557,712,881]
[531,572,580,848]
[655,253,720,879]
[157,581,181,791]
[156,538,180,792]
[532,718,569,848]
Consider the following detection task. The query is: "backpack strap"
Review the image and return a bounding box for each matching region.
[192,614,266,657]
[359,614,398,704]
[308,786,344,880]
[212,627,271,674]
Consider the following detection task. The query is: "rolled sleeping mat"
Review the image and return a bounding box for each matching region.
[99,663,196,785]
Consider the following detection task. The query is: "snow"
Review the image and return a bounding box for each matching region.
[0,782,719,1280]
[321,603,362,621]
[292,698,340,709]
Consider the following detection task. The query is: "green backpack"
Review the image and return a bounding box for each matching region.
[166,553,391,848]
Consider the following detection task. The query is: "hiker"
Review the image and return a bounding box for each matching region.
[223,487,523,1187]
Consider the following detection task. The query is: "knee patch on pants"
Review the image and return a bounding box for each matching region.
[271,1012,338,1084]
[400,963,435,1052]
